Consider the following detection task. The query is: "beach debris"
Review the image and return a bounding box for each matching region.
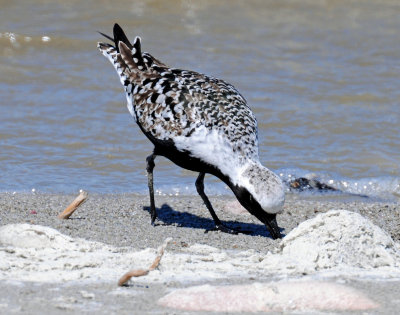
[58,190,88,219]
[289,177,338,192]
[118,237,172,286]
[80,290,95,299]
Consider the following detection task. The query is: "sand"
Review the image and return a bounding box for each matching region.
[0,192,400,314]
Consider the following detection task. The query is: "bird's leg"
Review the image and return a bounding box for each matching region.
[195,172,238,234]
[146,153,157,225]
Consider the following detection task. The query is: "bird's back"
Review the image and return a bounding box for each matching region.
[98,31,260,173]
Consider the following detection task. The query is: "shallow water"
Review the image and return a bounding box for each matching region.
[0,0,399,198]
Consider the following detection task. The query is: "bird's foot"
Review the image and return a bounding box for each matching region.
[150,211,157,226]
[151,217,158,227]
[205,224,240,235]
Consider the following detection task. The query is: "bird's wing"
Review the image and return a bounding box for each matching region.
[128,63,259,160]
[98,25,259,162]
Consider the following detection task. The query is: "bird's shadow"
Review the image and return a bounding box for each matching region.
[143,203,283,239]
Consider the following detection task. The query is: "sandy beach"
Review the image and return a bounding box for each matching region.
[1,192,400,314]
[2,1,400,313]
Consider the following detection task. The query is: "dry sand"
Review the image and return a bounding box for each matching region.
[0,192,400,314]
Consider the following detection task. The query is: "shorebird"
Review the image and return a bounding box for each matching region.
[98,24,285,239]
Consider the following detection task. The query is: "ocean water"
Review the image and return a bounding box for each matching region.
[0,0,399,199]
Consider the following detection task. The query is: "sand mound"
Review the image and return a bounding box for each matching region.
[0,224,160,283]
[0,210,399,284]
[267,210,400,273]
[0,223,81,249]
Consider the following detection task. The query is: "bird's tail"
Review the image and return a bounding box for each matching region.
[97,23,148,85]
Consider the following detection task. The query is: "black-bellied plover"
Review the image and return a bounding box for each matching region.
[98,24,285,239]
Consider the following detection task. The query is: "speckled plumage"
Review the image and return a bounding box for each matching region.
[98,39,259,169]
[98,24,285,239]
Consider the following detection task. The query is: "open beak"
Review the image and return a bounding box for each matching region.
[263,213,282,239]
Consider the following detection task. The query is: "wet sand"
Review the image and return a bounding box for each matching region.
[1,192,400,314]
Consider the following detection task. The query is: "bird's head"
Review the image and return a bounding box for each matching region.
[231,162,285,239]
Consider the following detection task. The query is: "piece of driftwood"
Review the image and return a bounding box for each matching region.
[58,190,88,219]
[118,269,149,286]
[118,238,172,286]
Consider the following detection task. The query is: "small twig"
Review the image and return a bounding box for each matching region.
[118,237,172,286]
[58,190,88,219]
[118,269,149,286]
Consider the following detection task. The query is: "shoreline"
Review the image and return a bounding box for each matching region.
[1,193,400,313]
[1,192,398,248]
